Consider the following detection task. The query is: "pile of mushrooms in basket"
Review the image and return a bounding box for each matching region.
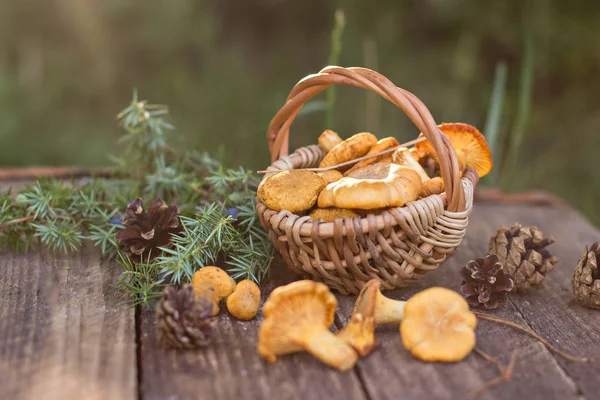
[256,121,492,368]
[258,124,491,219]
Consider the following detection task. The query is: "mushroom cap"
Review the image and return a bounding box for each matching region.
[420,177,445,197]
[309,207,360,222]
[344,137,400,175]
[317,169,344,185]
[415,123,492,178]
[191,266,236,301]
[337,279,379,356]
[318,129,343,153]
[318,132,378,170]
[258,280,338,361]
[318,163,422,210]
[400,287,477,362]
[226,280,261,320]
[392,147,430,183]
[257,170,326,213]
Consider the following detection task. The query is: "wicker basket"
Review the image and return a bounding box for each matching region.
[257,66,479,295]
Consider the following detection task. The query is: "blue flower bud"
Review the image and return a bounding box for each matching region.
[225,207,239,220]
[110,216,123,225]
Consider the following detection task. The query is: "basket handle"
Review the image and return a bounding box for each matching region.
[265,66,466,212]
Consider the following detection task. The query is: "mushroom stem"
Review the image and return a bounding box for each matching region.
[303,329,358,371]
[356,280,406,325]
[393,147,430,182]
[374,291,406,324]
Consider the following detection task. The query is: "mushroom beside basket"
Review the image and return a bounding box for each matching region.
[256,66,479,295]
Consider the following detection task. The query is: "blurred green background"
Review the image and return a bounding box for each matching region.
[1,0,600,223]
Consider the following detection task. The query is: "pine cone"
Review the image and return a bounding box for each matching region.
[572,243,600,309]
[460,255,515,309]
[488,223,558,292]
[156,284,216,348]
[116,198,182,263]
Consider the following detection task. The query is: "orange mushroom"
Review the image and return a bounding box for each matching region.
[318,129,343,153]
[226,280,261,320]
[344,137,400,175]
[393,147,445,197]
[257,280,358,371]
[400,287,477,362]
[191,266,237,316]
[336,279,379,356]
[415,122,492,178]
[317,169,344,185]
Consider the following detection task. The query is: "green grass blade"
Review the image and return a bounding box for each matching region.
[505,28,534,185]
[483,61,508,186]
[326,9,346,128]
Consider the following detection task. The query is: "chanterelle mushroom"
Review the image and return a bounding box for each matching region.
[353,280,407,324]
[393,147,445,197]
[257,280,358,371]
[336,279,378,356]
[400,287,477,362]
[226,279,261,320]
[415,122,492,178]
[191,266,237,316]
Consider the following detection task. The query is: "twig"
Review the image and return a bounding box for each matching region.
[474,348,505,375]
[0,215,35,230]
[474,312,588,362]
[468,350,517,399]
[504,351,518,379]
[256,137,426,174]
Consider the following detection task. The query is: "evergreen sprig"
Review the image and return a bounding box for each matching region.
[0,91,274,307]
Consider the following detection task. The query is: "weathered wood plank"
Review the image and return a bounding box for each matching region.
[335,203,600,400]
[0,247,136,400]
[479,204,600,399]
[139,263,368,400]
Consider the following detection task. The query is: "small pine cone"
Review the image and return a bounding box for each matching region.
[460,254,515,309]
[488,223,558,292]
[156,284,216,348]
[116,198,182,263]
[572,243,600,309]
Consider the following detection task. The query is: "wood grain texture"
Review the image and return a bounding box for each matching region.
[139,263,368,400]
[479,204,600,399]
[335,203,600,400]
[0,247,136,400]
[2,171,600,400]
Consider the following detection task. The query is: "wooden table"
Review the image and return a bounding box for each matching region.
[1,190,599,399]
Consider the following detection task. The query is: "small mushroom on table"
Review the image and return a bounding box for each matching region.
[226,279,261,320]
[357,279,408,324]
[191,266,237,316]
[257,280,358,371]
[344,280,477,362]
[400,287,477,362]
[336,279,379,356]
